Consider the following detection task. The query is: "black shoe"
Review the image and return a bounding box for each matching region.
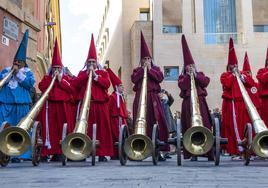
[50,154,61,162]
[110,156,119,160]
[11,158,21,163]
[98,156,108,162]
[164,153,172,159]
[158,155,166,161]
[208,157,214,161]
[190,156,197,161]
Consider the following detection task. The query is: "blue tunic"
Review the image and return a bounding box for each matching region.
[0,67,35,159]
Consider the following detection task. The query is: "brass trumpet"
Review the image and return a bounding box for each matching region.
[0,71,58,156]
[0,69,15,90]
[183,65,214,155]
[62,69,93,161]
[233,68,268,158]
[123,64,153,161]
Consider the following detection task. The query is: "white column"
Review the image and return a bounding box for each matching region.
[194,0,205,35]
[152,0,162,62]
[238,0,254,44]
[182,0,193,34]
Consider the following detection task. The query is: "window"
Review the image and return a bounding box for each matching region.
[164,66,179,81]
[203,0,237,44]
[139,8,150,21]
[162,25,182,33]
[254,25,268,32]
[104,60,109,69]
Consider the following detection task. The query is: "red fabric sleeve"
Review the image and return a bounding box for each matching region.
[195,72,210,88]
[72,71,88,89]
[147,67,164,83]
[178,74,189,90]
[58,77,75,94]
[38,75,52,93]
[94,71,110,89]
[257,69,268,84]
[131,67,144,84]
[241,72,255,87]
[220,72,234,89]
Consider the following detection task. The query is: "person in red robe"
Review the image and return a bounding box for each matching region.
[107,68,128,160]
[220,39,254,159]
[256,48,268,127]
[38,39,75,160]
[178,35,213,161]
[131,31,169,160]
[72,34,113,162]
[242,52,261,124]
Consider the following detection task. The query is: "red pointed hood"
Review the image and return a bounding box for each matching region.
[86,34,97,61]
[106,68,122,90]
[51,38,63,67]
[227,38,238,65]
[243,52,251,72]
[181,35,195,66]
[140,31,152,60]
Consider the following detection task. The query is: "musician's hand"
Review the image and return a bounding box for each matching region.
[92,70,97,78]
[232,65,238,73]
[53,69,59,77]
[57,74,62,82]
[147,61,151,70]
[13,65,19,73]
[185,65,191,75]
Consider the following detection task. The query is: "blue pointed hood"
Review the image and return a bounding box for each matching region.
[14,29,29,65]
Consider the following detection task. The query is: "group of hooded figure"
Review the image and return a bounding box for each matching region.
[0,28,268,163]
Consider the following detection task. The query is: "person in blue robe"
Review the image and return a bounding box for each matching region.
[0,29,35,161]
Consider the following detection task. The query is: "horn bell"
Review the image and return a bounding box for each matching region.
[124,134,153,161]
[0,127,31,156]
[183,126,214,155]
[62,133,92,161]
[252,130,268,158]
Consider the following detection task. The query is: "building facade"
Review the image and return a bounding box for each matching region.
[97,0,268,114]
[0,0,61,91]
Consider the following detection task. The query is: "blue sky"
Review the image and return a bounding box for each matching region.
[60,0,105,75]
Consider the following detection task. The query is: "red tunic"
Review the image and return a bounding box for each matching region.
[108,92,128,157]
[220,71,253,155]
[72,69,113,156]
[178,72,213,159]
[131,66,169,151]
[257,68,268,127]
[38,74,75,156]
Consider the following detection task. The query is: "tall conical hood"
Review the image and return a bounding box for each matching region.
[181,34,195,66]
[227,38,238,65]
[106,68,122,91]
[14,29,29,63]
[243,52,251,72]
[86,34,97,61]
[51,38,63,67]
[140,31,152,60]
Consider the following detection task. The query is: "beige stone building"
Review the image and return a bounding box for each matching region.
[97,0,268,114]
[0,0,62,90]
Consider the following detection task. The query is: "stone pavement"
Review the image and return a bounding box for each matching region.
[0,156,268,188]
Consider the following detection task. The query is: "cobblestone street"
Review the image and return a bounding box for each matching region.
[1,156,268,188]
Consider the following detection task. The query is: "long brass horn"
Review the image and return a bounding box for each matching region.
[0,72,58,156]
[123,64,153,161]
[0,69,15,90]
[183,65,214,155]
[61,69,93,161]
[233,68,268,158]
